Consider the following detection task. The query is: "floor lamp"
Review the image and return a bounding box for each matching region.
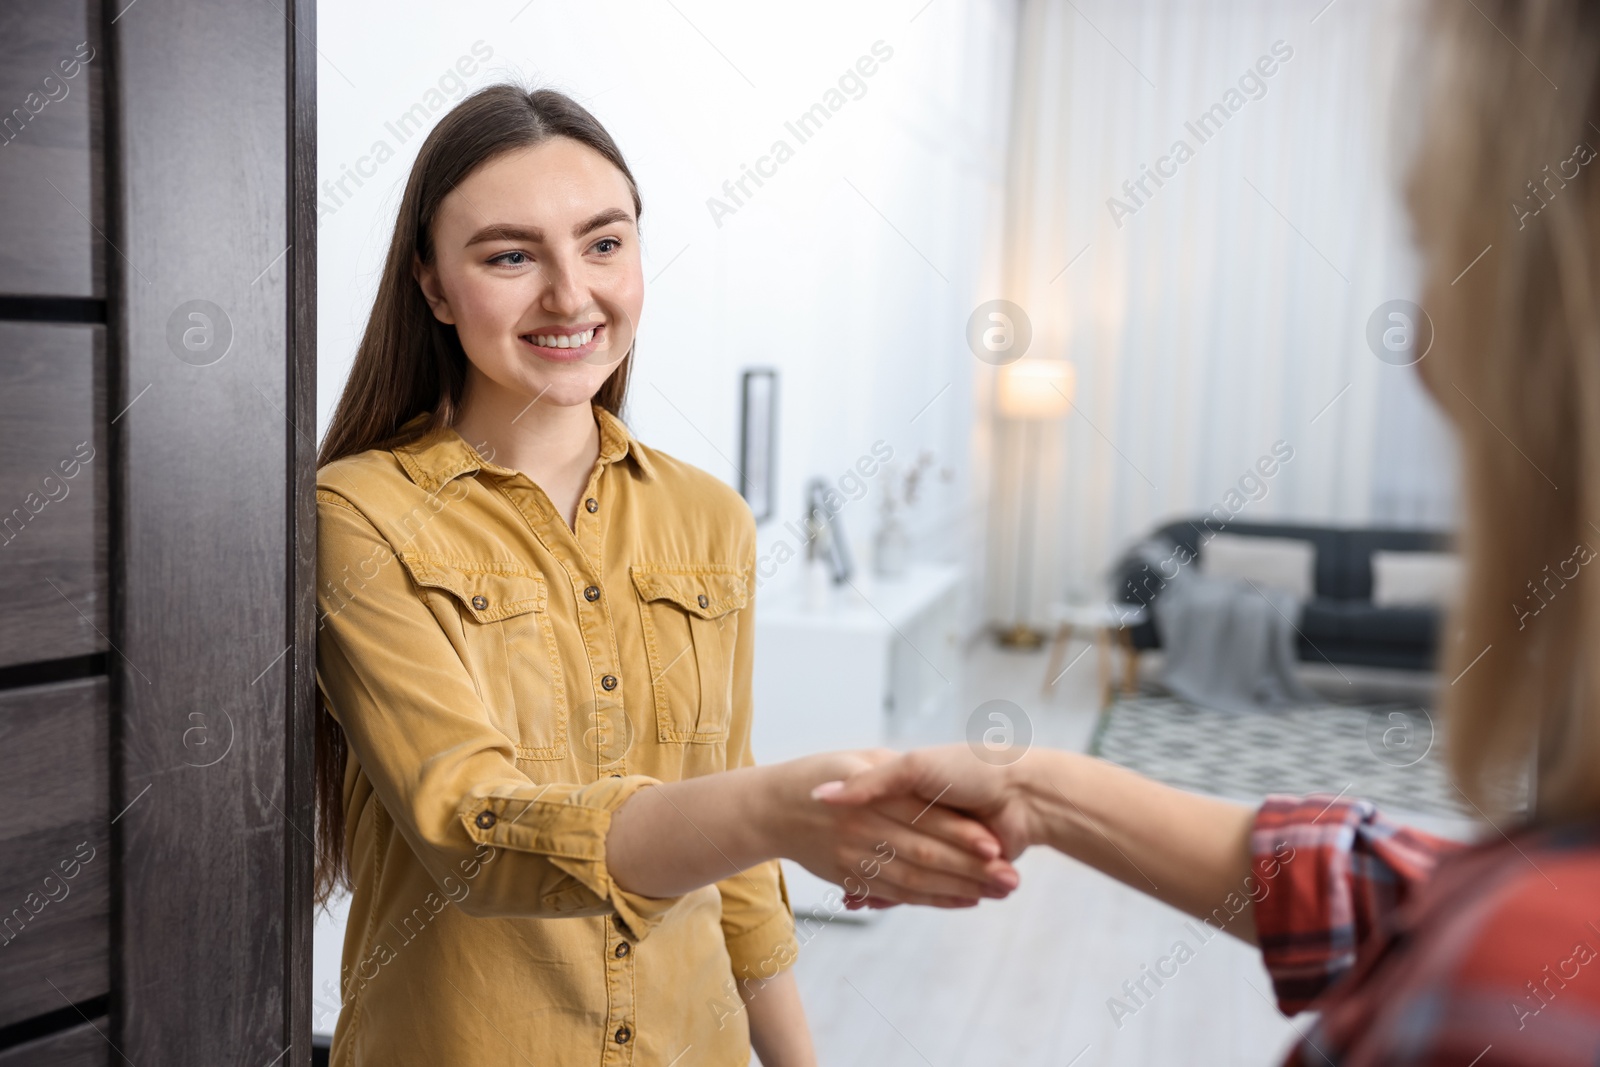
[995,358,1074,648]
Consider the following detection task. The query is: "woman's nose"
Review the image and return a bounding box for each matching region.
[538,257,589,316]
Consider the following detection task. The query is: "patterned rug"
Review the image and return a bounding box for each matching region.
[1088,694,1474,819]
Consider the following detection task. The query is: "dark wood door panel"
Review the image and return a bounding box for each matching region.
[0,1018,110,1066]
[0,678,109,1029]
[0,321,106,668]
[114,0,313,1060]
[0,0,103,299]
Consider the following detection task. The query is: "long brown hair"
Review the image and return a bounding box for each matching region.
[313,85,643,906]
[1408,1,1600,823]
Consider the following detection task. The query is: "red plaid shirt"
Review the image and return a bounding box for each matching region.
[1251,795,1600,1065]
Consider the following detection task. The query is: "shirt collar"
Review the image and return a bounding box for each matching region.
[393,403,656,494]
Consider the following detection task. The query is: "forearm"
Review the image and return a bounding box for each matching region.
[1017,750,1259,942]
[742,968,816,1067]
[606,763,783,897]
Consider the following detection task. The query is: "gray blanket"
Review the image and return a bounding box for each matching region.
[1127,537,1318,713]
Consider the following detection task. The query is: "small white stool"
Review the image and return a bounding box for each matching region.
[1041,601,1148,705]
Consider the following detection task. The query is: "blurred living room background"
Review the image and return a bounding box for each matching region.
[311,0,1462,1063]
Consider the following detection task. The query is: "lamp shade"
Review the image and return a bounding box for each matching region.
[997,358,1075,419]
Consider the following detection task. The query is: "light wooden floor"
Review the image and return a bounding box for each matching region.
[770,634,1357,1067]
[786,849,1304,1067]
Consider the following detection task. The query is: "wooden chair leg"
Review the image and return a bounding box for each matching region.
[1041,623,1071,695]
[1096,627,1113,708]
[1119,630,1140,696]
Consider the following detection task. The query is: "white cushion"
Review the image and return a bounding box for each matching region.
[1371,550,1460,607]
[1199,533,1316,599]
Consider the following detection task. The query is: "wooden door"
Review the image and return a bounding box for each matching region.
[0,1,316,1062]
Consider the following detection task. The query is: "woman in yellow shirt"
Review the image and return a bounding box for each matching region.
[313,85,1019,1066]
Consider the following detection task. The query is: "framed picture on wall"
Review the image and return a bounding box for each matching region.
[739,368,777,523]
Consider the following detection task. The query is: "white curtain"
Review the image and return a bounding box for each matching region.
[985,0,1459,628]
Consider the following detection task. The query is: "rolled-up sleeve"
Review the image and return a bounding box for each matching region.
[316,488,684,940]
[1249,794,1464,1014]
[713,531,798,982]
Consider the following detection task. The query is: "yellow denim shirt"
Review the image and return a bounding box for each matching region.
[315,403,796,1066]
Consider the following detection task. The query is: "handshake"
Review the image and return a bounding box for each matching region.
[606,744,1070,911]
[609,741,1251,933]
[781,746,1039,910]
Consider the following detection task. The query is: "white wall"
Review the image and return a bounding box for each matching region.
[317,0,1018,622]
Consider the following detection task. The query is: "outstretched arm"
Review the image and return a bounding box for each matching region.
[812,744,1259,941]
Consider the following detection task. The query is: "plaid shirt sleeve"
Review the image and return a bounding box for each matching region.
[1249,794,1466,1014]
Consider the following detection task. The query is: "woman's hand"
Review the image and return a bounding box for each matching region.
[760,750,1022,909]
[810,744,1042,861]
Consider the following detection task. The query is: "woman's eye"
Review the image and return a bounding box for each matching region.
[489,250,529,267]
[593,237,621,256]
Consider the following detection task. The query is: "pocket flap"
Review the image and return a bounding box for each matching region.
[399,554,547,623]
[629,564,748,618]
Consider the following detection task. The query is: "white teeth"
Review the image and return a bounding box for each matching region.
[529,328,595,349]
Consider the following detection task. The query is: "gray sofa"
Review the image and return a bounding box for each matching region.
[1113,518,1454,672]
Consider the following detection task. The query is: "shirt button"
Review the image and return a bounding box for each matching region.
[585,497,599,513]
[475,810,496,829]
[601,674,618,691]
[615,941,631,958]
[614,1026,631,1044]
[471,595,489,611]
[697,593,709,608]
[584,585,601,602]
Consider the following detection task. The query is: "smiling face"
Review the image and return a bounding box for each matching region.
[414,136,643,414]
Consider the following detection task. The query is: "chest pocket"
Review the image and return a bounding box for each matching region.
[398,554,568,761]
[630,563,747,743]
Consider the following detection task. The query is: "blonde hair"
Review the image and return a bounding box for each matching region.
[1408,0,1600,822]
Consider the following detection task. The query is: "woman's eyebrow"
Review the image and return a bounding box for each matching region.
[465,223,542,247]
[573,207,633,237]
[464,208,635,248]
